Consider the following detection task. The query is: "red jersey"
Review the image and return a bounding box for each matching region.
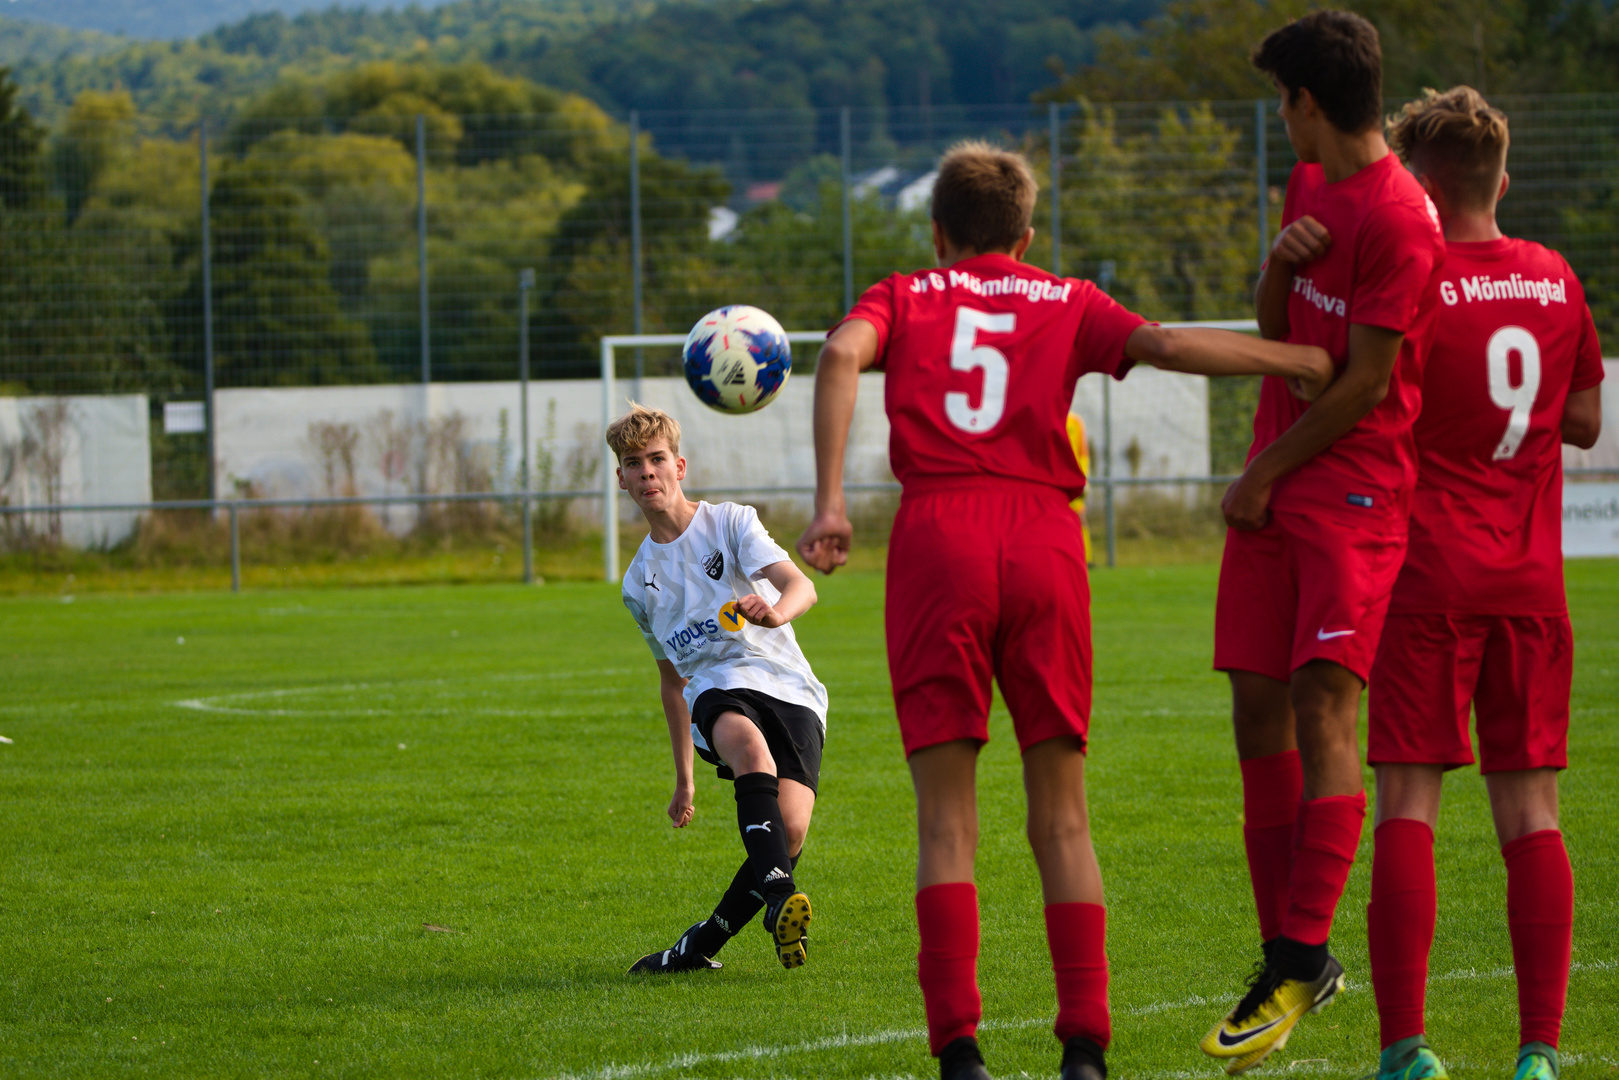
[1390,237,1605,615]
[1253,154,1446,524]
[837,252,1147,498]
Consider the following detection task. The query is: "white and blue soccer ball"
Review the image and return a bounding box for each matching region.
[681,305,792,414]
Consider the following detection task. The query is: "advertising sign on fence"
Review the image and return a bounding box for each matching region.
[1564,482,1619,557]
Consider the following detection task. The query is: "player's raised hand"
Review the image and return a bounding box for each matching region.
[1222,471,1273,531]
[1271,215,1331,268]
[736,592,786,628]
[796,510,852,574]
[1287,345,1337,402]
[668,782,694,828]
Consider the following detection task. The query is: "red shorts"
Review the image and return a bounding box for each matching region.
[1214,509,1406,683]
[886,476,1092,758]
[1368,612,1572,772]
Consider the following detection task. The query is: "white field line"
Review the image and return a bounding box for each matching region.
[552,958,1615,1080]
[171,668,641,716]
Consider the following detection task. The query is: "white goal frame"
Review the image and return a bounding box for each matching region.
[598,321,1258,582]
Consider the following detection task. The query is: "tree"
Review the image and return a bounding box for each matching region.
[535,147,733,378]
[0,65,45,210]
[170,164,381,387]
[52,87,135,222]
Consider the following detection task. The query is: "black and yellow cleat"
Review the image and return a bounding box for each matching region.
[764,891,812,969]
[1200,953,1344,1074]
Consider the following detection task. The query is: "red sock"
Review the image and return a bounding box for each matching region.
[1368,818,1435,1048]
[1504,829,1573,1048]
[1046,902,1110,1049]
[1241,751,1304,941]
[917,883,982,1056]
[1280,791,1366,946]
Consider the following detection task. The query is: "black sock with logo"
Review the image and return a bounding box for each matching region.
[689,852,800,958]
[733,771,797,901]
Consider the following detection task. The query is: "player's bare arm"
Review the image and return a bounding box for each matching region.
[657,658,697,828]
[737,559,818,628]
[1562,385,1603,449]
[797,318,881,574]
[1255,217,1332,340]
[1125,325,1335,401]
[1223,322,1403,529]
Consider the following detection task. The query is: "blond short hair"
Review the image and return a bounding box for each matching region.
[605,402,681,461]
[930,140,1037,254]
[1388,86,1510,211]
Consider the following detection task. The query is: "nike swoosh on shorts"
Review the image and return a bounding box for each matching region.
[1316,628,1356,640]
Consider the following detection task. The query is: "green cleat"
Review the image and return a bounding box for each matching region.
[1515,1043,1560,1080]
[1364,1036,1448,1080]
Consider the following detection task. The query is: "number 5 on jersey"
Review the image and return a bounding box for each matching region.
[946,307,1014,433]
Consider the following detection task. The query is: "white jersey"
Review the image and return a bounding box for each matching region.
[622,501,828,728]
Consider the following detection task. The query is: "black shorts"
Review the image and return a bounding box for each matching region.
[691,687,825,793]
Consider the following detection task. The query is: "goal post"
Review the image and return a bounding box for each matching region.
[597,321,1258,582]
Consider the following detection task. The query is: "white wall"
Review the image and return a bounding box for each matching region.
[0,394,151,546]
[214,368,1212,520]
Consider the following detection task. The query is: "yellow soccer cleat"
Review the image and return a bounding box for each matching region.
[1200,953,1344,1074]
[764,891,812,969]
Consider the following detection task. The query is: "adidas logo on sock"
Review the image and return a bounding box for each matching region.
[763,867,789,884]
[714,916,732,933]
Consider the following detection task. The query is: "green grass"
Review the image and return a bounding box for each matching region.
[0,563,1614,1079]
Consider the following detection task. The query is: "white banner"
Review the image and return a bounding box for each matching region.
[1564,481,1619,557]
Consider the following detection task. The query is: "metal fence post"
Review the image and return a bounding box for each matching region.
[629,111,645,400]
[1098,259,1117,568]
[200,119,216,501]
[228,502,240,593]
[601,339,619,583]
[1256,100,1269,266]
[1049,102,1062,277]
[840,106,854,312]
[519,268,535,585]
[417,114,430,385]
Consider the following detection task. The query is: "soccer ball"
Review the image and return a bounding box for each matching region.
[682,305,792,414]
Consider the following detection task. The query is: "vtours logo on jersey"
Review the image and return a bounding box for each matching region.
[703,550,724,580]
[718,601,746,632]
[1293,275,1347,317]
[1440,274,1569,307]
[910,268,1074,303]
[664,617,721,658]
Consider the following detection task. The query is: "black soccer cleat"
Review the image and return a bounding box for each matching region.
[763,890,812,969]
[939,1035,993,1080]
[627,921,724,975]
[1061,1036,1107,1080]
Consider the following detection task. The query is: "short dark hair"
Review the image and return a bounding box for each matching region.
[930,140,1037,254]
[1388,86,1509,211]
[1252,10,1383,134]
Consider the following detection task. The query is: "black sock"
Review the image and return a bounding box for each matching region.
[687,852,801,958]
[1272,935,1330,981]
[734,771,796,900]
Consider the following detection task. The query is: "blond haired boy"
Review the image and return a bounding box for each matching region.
[1360,85,1603,1080]
[610,404,825,973]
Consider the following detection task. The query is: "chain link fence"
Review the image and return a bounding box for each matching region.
[0,96,1615,583]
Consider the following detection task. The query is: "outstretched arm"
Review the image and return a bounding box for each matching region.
[657,659,696,828]
[737,559,818,628]
[1222,323,1403,530]
[1125,325,1335,401]
[796,318,881,574]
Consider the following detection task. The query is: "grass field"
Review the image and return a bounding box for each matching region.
[0,563,1614,1079]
